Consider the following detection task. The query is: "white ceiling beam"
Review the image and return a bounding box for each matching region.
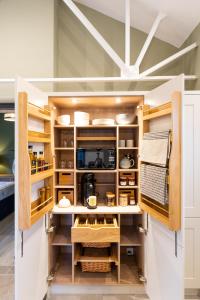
[0,75,196,83]
[135,13,166,68]
[140,42,198,77]
[62,0,128,74]
[125,0,131,66]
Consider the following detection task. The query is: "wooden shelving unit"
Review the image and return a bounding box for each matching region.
[18,92,54,230]
[139,94,181,231]
[47,96,145,286]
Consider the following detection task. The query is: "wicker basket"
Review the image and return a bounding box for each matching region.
[82,242,111,248]
[81,248,111,273]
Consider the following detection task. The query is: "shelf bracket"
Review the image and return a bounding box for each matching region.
[138,224,147,235]
[47,273,54,283]
[46,225,56,234]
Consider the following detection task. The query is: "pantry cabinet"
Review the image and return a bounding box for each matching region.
[15,76,185,300]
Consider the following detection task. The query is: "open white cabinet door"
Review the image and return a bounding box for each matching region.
[143,75,184,300]
[15,77,49,300]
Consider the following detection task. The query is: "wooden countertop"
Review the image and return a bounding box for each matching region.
[52,205,142,215]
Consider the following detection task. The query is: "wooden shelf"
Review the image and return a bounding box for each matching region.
[31,199,54,226]
[118,186,138,189]
[118,169,139,172]
[118,147,139,150]
[118,124,139,128]
[28,130,51,143]
[54,125,74,128]
[52,226,71,246]
[143,102,171,121]
[120,226,142,246]
[55,169,75,172]
[76,169,117,173]
[55,147,74,150]
[31,169,54,184]
[28,103,51,121]
[77,137,116,141]
[54,185,74,189]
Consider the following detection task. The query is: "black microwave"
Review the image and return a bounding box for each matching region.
[76,148,116,170]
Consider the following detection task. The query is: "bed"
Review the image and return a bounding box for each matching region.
[0,182,14,221]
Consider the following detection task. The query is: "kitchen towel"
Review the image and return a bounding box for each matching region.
[140,130,171,167]
[140,163,168,205]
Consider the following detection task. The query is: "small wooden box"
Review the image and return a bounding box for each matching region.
[59,172,74,185]
[58,190,74,203]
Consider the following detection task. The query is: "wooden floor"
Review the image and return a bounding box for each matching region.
[49,296,149,300]
[0,214,14,300]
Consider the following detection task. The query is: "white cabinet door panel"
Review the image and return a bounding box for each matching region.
[183,95,200,217]
[185,217,200,289]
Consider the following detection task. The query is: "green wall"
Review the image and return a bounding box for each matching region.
[0,114,14,174]
[181,23,200,90]
[55,1,182,91]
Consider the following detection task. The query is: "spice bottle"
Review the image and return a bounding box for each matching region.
[32,152,38,174]
[129,194,136,205]
[120,176,127,186]
[38,151,45,172]
[45,186,51,201]
[39,187,46,208]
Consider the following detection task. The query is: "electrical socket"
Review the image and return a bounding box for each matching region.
[126,247,134,256]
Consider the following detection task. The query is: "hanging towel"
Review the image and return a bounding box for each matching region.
[140,130,171,167]
[140,163,168,205]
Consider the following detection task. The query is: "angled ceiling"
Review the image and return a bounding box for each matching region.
[75,0,200,47]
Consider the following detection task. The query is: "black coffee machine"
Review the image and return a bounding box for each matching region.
[81,173,96,207]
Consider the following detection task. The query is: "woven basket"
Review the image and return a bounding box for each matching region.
[81,247,111,273]
[81,261,111,273]
[82,242,111,248]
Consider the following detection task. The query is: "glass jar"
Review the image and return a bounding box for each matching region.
[129,195,136,206]
[120,176,127,186]
[128,175,135,186]
[106,192,115,206]
[119,193,128,206]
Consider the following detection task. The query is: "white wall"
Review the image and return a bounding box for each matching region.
[0,0,56,101]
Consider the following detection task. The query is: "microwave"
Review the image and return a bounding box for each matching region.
[77,148,116,170]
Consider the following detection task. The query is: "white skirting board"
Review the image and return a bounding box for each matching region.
[49,284,146,295]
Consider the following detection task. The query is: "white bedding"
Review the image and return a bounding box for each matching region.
[0,182,14,201]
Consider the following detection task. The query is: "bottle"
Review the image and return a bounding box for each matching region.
[32,152,38,173]
[28,146,34,174]
[38,151,45,172]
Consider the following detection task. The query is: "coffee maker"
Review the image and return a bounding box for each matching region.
[81,173,96,207]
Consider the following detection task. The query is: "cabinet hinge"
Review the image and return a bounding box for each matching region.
[138,225,147,235]
[139,274,147,283]
[47,273,54,283]
[46,225,56,234]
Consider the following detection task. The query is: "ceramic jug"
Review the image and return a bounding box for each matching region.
[120,154,134,169]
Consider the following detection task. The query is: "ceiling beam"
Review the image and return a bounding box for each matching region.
[0,75,196,83]
[140,42,198,77]
[135,13,166,68]
[125,0,131,66]
[62,0,128,74]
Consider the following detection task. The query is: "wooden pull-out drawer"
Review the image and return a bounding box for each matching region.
[71,215,120,243]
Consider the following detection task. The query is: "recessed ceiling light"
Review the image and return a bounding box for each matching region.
[4,113,15,122]
[116,97,121,104]
[72,98,78,104]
